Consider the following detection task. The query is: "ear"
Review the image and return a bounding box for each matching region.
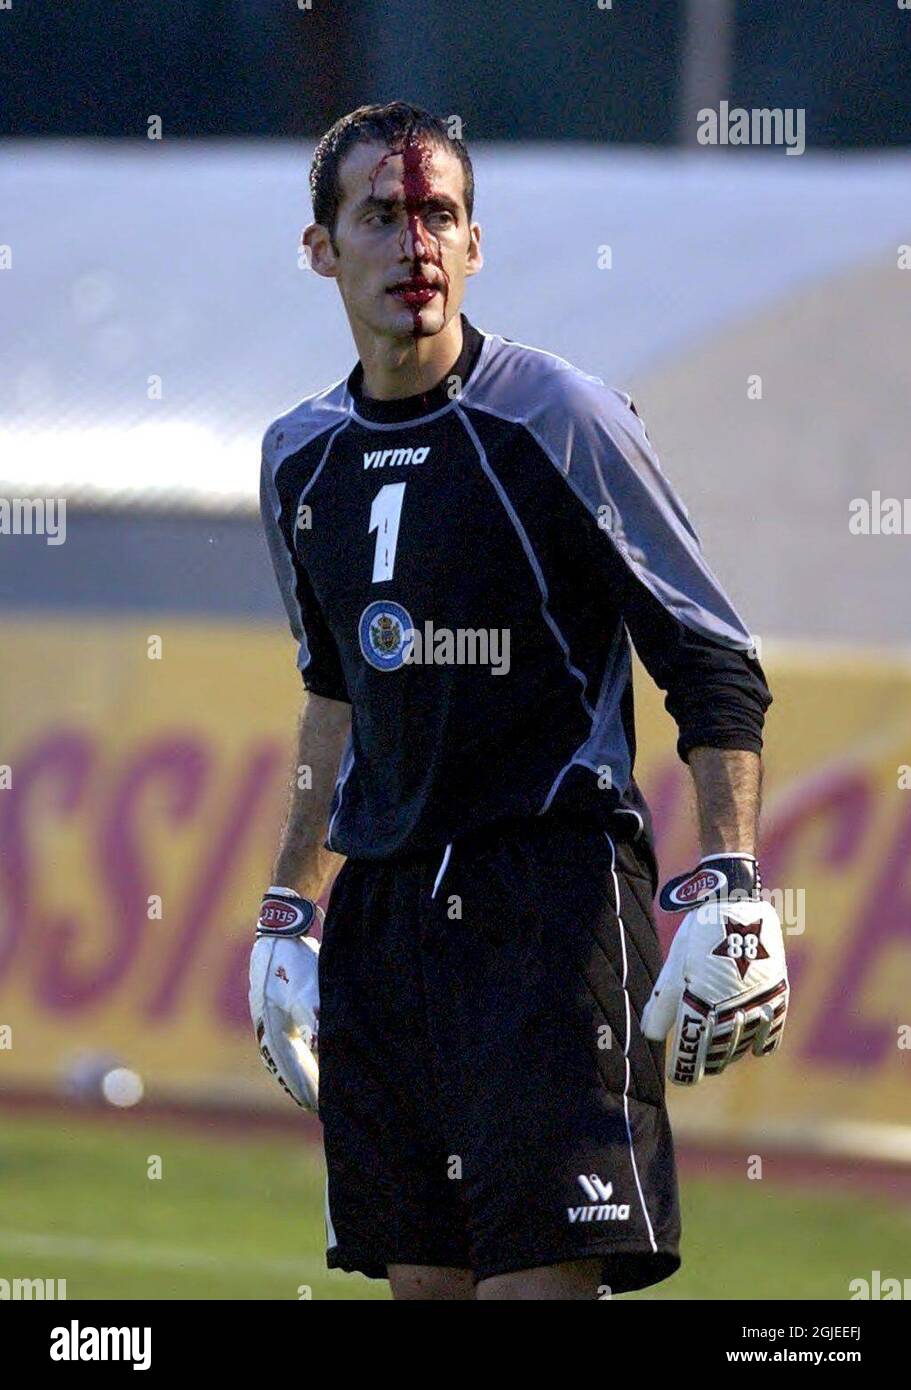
[464,221,484,279]
[302,223,339,279]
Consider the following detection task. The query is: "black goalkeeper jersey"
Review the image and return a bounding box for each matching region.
[261,315,772,863]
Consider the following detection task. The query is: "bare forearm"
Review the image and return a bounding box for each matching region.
[272,692,351,896]
[686,747,762,856]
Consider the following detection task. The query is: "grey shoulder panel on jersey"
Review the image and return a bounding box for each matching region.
[462,331,755,651]
[261,376,352,485]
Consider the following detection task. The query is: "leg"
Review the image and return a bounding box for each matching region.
[477,1258,604,1301]
[319,860,472,1287]
[422,817,682,1301]
[388,1264,476,1300]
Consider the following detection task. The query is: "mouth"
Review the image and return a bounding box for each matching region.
[387,277,439,308]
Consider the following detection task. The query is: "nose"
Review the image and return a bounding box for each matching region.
[401,216,430,262]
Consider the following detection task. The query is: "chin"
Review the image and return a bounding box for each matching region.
[379,295,446,338]
[413,301,453,336]
[411,315,445,339]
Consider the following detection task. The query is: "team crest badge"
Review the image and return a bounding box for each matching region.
[358,600,415,671]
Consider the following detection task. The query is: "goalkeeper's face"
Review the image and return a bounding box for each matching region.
[306,137,482,344]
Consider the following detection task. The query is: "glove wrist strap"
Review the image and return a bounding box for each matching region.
[659,855,761,913]
[256,887,322,938]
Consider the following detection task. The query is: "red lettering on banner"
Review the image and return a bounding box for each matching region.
[36,737,209,1010]
[761,765,872,1052]
[763,767,871,884]
[146,743,284,1019]
[0,732,94,987]
[802,795,911,1066]
[0,727,289,1027]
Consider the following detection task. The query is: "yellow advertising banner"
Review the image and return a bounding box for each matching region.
[1,619,909,1149]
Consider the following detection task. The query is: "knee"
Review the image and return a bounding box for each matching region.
[388,1265,476,1300]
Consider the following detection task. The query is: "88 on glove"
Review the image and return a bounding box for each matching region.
[641,854,789,1086]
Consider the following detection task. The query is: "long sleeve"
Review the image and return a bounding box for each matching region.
[543,378,772,762]
[260,434,350,704]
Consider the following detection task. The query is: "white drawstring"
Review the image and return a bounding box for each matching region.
[431,841,453,899]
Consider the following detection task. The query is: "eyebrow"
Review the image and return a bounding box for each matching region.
[354,192,461,218]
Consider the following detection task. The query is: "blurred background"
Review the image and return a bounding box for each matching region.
[1,0,910,1299]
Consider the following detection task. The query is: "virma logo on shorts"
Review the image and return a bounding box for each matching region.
[568,1174,630,1223]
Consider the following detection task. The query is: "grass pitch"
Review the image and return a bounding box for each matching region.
[0,1111,905,1300]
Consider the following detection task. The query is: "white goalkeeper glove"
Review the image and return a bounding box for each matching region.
[248,887,323,1112]
[641,855,789,1086]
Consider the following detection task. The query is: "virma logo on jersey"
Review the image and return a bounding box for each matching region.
[568,1174,630,1223]
[363,447,430,469]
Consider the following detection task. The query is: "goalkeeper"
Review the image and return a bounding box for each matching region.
[250,101,785,1301]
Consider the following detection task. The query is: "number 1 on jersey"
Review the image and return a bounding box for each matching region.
[369,482,406,583]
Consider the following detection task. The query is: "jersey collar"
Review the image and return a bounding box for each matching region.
[346,314,484,424]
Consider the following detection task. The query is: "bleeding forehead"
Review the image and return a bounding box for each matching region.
[339,139,464,209]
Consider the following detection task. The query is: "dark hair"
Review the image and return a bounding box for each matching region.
[309,101,474,239]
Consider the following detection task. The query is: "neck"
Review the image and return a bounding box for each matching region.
[353,314,464,401]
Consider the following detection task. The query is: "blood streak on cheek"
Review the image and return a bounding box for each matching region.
[368,128,450,337]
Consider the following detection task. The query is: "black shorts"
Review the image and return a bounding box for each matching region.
[318,812,681,1293]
